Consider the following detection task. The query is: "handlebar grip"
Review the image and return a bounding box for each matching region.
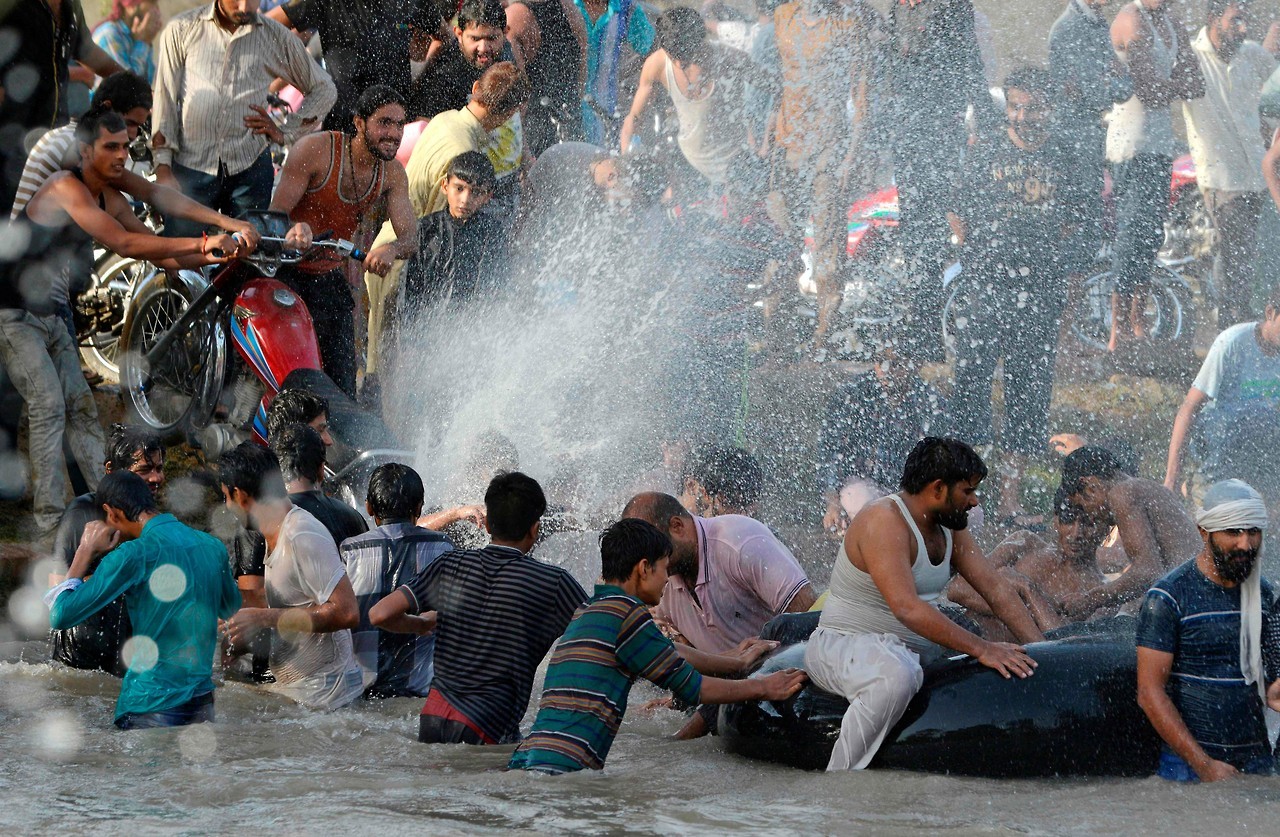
[351,247,366,262]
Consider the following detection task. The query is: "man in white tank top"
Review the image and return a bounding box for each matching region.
[805,437,1044,771]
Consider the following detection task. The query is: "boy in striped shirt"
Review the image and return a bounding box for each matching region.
[508,518,806,774]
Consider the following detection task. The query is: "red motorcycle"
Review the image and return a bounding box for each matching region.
[119,210,406,492]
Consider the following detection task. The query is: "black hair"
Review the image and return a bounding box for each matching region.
[270,422,326,484]
[656,7,707,65]
[899,437,988,494]
[1061,446,1122,495]
[105,423,164,473]
[1207,0,1244,22]
[355,84,407,123]
[689,446,763,509]
[445,150,497,191]
[266,389,328,442]
[97,469,158,521]
[217,442,288,502]
[75,110,128,146]
[458,0,507,31]
[600,518,672,582]
[1093,435,1139,477]
[484,471,546,540]
[1002,66,1053,100]
[367,462,425,521]
[88,71,152,117]
[1052,483,1083,523]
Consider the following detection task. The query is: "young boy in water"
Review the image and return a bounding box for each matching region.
[508,518,806,774]
[398,150,508,318]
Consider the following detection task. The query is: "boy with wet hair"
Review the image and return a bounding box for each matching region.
[46,470,241,729]
[370,471,588,745]
[270,422,368,548]
[400,150,509,316]
[684,445,765,517]
[509,518,806,773]
[265,388,332,447]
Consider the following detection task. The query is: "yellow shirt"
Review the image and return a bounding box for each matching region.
[405,106,490,217]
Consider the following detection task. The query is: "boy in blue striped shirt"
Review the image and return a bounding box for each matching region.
[509,518,806,774]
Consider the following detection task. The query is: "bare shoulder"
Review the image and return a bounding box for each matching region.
[845,496,911,554]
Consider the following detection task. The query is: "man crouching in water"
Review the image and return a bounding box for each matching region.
[805,437,1044,770]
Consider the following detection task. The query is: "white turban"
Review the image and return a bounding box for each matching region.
[1196,479,1269,698]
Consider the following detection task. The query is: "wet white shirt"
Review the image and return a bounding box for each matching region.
[1183,29,1276,193]
[265,507,363,711]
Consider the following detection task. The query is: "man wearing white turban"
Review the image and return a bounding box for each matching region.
[1136,479,1280,782]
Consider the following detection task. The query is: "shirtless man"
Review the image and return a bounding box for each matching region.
[805,436,1042,771]
[946,485,1109,639]
[1060,446,1202,619]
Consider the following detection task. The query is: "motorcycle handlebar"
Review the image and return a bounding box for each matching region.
[224,235,366,264]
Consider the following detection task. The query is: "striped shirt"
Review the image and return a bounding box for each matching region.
[341,521,453,698]
[1136,560,1278,767]
[10,125,77,221]
[151,2,336,175]
[399,544,588,742]
[509,584,703,773]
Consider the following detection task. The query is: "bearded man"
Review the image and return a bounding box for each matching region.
[804,437,1043,771]
[1136,479,1280,782]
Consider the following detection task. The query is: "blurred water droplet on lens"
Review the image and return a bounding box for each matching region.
[122,635,159,672]
[30,711,82,761]
[149,564,188,602]
[8,586,48,636]
[178,724,218,760]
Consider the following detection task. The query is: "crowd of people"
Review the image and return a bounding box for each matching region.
[6,0,1280,786]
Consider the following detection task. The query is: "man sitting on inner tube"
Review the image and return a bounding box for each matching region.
[1136,479,1280,783]
[805,437,1044,771]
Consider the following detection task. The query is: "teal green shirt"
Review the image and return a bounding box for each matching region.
[48,514,241,720]
[509,584,702,773]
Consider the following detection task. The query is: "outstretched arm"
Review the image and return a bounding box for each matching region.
[224,576,359,648]
[1165,388,1209,491]
[619,50,665,152]
[951,530,1045,644]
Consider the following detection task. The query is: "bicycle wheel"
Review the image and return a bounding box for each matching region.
[76,253,158,385]
[1069,264,1189,351]
[119,272,226,441]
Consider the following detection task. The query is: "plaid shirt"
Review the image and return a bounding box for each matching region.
[341,522,453,698]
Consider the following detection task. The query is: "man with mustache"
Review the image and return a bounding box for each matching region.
[1136,479,1280,782]
[269,84,419,398]
[805,436,1043,771]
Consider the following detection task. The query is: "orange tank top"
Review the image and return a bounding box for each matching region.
[292,131,388,274]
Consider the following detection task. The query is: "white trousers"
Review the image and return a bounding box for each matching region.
[803,627,924,771]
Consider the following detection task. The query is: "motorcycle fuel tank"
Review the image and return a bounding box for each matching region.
[230,278,323,394]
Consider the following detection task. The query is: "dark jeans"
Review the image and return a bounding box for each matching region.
[950,270,1066,457]
[1111,153,1172,295]
[1204,189,1264,324]
[277,266,358,398]
[115,691,215,730]
[163,151,274,237]
[418,713,491,745]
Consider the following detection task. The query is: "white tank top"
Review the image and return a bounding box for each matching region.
[818,494,952,656]
[1106,1,1178,161]
[664,51,745,184]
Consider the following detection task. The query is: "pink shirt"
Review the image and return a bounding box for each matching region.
[653,515,811,654]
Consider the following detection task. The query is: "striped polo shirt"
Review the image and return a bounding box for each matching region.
[1136,560,1278,767]
[399,544,588,743]
[508,584,704,773]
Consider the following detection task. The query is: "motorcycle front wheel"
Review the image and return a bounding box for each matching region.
[119,271,227,441]
[77,253,157,385]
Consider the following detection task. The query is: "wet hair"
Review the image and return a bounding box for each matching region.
[621,492,692,535]
[689,446,763,510]
[1053,483,1084,523]
[445,150,497,191]
[104,423,164,473]
[367,462,425,520]
[270,422,326,484]
[97,470,157,522]
[1207,0,1244,22]
[473,62,531,117]
[266,388,328,442]
[1093,436,1139,477]
[354,84,406,123]
[1061,446,1123,495]
[88,71,152,117]
[75,110,128,146]
[458,0,507,30]
[484,471,547,540]
[899,437,988,494]
[600,518,673,582]
[1002,66,1052,101]
[217,442,288,502]
[656,7,707,65]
